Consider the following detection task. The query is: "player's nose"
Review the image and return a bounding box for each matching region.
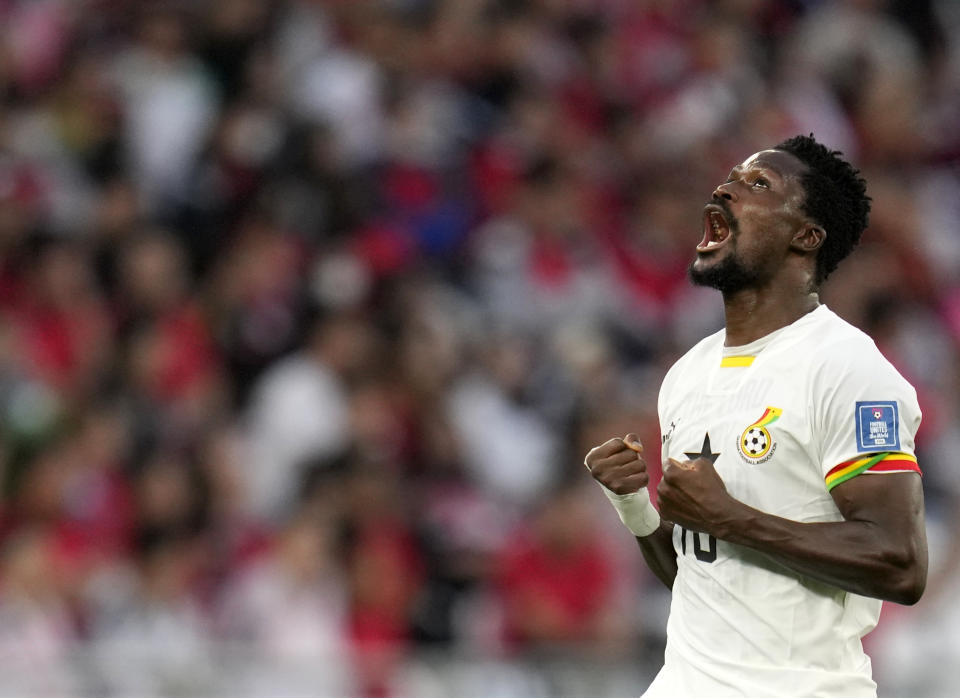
[713,182,737,202]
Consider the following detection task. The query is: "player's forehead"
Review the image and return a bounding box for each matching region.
[731,149,806,179]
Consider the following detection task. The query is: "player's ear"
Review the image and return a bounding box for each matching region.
[790,223,825,254]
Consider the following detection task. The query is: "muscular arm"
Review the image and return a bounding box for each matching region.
[659,461,927,604]
[722,472,925,603]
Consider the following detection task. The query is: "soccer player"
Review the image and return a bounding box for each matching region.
[584,135,927,697]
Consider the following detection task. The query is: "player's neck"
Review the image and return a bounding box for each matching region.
[721,286,820,347]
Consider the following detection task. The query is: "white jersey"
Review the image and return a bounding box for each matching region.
[645,305,922,698]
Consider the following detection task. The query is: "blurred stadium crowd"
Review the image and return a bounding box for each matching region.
[0,0,958,696]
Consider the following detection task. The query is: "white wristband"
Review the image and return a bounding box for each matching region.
[601,485,661,537]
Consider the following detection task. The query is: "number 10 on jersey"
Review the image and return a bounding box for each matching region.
[680,526,717,563]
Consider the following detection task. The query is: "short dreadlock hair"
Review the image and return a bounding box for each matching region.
[774,134,871,284]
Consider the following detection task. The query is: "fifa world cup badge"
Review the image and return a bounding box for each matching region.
[737,407,783,464]
[855,401,899,451]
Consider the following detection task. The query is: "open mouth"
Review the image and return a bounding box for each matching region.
[697,205,731,252]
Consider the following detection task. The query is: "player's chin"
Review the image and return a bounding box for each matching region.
[690,254,714,272]
[690,256,763,294]
[688,253,724,282]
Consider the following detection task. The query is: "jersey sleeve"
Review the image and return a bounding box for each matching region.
[814,342,922,491]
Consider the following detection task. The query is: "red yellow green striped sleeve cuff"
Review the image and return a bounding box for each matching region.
[825,452,921,491]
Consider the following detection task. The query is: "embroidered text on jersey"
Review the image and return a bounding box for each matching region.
[662,419,678,444]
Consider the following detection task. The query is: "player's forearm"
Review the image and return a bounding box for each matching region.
[714,502,926,604]
[636,521,678,589]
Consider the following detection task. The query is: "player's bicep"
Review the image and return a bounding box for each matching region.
[815,470,927,604]
[830,471,926,560]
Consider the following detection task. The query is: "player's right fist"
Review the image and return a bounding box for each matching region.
[584,433,649,495]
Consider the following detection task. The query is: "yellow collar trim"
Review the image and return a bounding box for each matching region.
[720,355,755,367]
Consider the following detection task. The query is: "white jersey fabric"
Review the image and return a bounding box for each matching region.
[645,305,921,698]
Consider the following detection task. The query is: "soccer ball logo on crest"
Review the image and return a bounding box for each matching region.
[741,426,770,457]
[737,407,782,463]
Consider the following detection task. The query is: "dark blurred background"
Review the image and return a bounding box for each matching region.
[0,0,957,696]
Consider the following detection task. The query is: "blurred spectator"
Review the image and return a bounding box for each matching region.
[8,239,112,401]
[207,215,307,401]
[341,460,425,695]
[217,510,354,697]
[495,481,630,653]
[244,309,377,519]
[113,6,218,212]
[447,329,561,508]
[0,527,79,697]
[118,230,226,451]
[87,533,213,697]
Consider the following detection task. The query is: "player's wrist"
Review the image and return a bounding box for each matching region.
[601,484,661,537]
[708,498,755,542]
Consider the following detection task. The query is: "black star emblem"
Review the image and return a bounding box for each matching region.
[684,432,721,463]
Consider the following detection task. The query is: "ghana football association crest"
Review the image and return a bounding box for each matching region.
[737,407,782,464]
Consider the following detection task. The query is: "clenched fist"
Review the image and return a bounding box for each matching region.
[657,456,732,536]
[585,433,660,537]
[584,433,649,495]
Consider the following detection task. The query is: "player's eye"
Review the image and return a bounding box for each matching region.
[752,177,769,189]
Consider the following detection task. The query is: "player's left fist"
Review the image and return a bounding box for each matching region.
[657,457,730,534]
